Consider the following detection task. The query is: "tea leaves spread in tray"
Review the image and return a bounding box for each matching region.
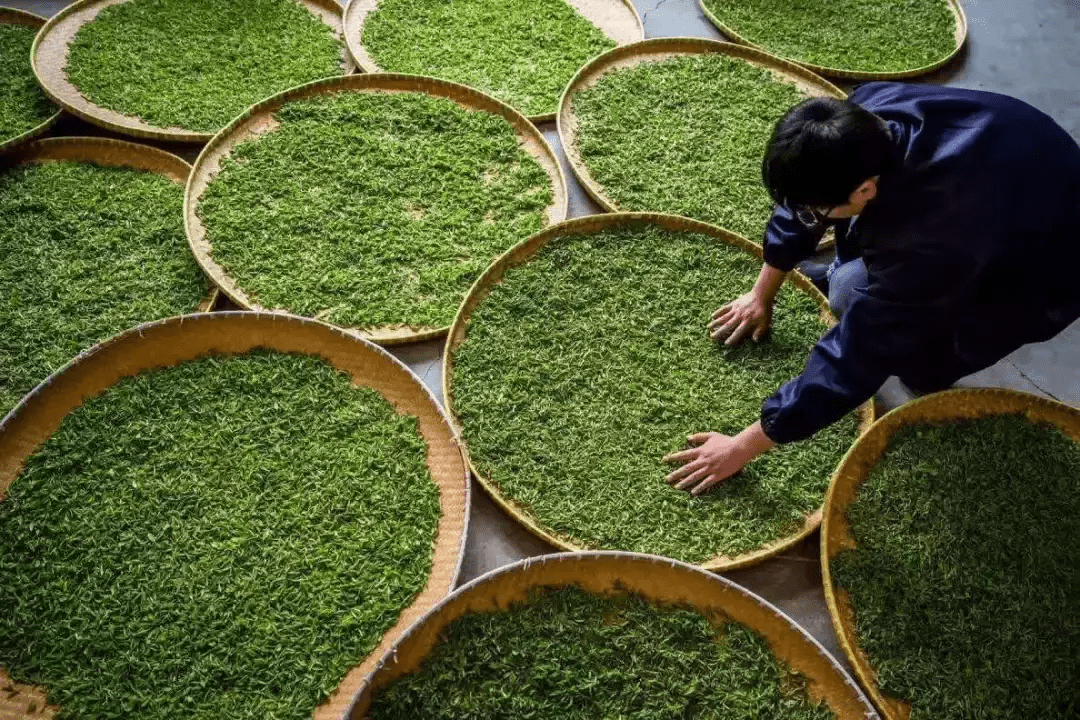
[368,586,836,720]
[832,415,1080,719]
[572,54,805,241]
[197,91,553,330]
[65,0,345,132]
[0,160,208,417]
[451,223,858,563]
[0,352,441,720]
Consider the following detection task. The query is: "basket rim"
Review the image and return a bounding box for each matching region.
[441,211,875,571]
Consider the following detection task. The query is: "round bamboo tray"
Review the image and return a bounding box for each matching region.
[348,552,882,719]
[0,8,61,154]
[0,136,218,397]
[341,0,644,124]
[0,312,471,720]
[698,0,968,80]
[31,0,355,143]
[557,38,845,251]
[820,388,1080,720]
[443,212,874,571]
[186,73,569,346]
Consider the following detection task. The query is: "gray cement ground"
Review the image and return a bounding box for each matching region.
[12,0,1080,676]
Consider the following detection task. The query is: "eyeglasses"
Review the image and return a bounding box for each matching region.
[790,204,835,229]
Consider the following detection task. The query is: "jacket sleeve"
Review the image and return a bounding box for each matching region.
[760,245,970,444]
[761,204,828,272]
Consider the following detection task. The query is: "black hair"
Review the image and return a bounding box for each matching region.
[762,96,900,208]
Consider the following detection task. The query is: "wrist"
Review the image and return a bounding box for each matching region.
[752,264,787,304]
[736,421,777,459]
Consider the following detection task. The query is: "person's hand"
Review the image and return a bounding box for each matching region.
[662,422,777,496]
[708,291,772,346]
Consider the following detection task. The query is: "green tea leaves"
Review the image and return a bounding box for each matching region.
[368,586,836,720]
[452,224,858,563]
[832,415,1080,719]
[197,91,553,329]
[66,0,345,132]
[572,54,805,240]
[0,23,56,141]
[0,160,208,417]
[0,352,441,720]
[362,0,616,117]
[702,0,957,73]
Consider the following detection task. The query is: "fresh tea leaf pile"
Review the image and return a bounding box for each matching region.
[571,54,805,241]
[197,91,553,329]
[451,224,859,563]
[701,0,957,73]
[0,23,56,141]
[64,0,345,132]
[368,586,836,720]
[0,160,208,418]
[831,415,1080,719]
[361,0,616,117]
[0,352,442,720]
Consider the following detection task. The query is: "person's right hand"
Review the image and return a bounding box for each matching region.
[708,291,772,346]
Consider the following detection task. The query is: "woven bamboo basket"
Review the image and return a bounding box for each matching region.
[30,0,355,143]
[0,136,218,334]
[0,8,61,154]
[443,212,874,571]
[347,552,882,719]
[558,38,845,252]
[0,312,471,720]
[186,73,569,346]
[341,0,644,124]
[698,0,968,80]
[820,388,1080,720]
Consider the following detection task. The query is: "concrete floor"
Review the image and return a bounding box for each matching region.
[11,0,1080,676]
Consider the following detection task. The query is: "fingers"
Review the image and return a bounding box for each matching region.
[664,458,704,484]
[724,320,754,347]
[690,472,728,496]
[675,465,710,491]
[662,447,698,463]
[752,324,768,342]
[707,308,734,332]
[710,315,741,342]
[710,303,733,321]
[687,432,715,444]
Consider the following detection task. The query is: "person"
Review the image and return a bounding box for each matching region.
[664,82,1080,496]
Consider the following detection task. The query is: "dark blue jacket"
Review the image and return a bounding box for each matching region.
[760,82,1080,444]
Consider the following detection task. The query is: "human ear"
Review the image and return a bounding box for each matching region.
[849,178,878,205]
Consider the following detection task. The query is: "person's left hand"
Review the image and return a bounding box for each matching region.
[662,432,753,496]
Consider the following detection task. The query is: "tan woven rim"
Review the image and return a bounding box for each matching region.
[443,212,874,571]
[341,0,644,124]
[557,38,845,251]
[698,0,968,80]
[185,73,569,346]
[820,388,1080,720]
[0,8,62,154]
[1,136,217,313]
[0,312,471,720]
[348,552,882,719]
[31,0,355,143]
